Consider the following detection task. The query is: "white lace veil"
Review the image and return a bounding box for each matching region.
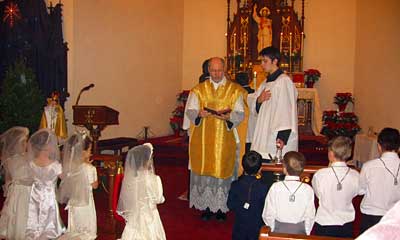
[0,127,30,193]
[117,143,154,216]
[57,132,90,206]
[0,126,29,167]
[27,128,60,165]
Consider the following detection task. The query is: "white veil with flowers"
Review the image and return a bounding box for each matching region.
[57,132,90,206]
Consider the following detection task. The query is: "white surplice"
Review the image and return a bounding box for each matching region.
[251,73,298,159]
[246,92,258,143]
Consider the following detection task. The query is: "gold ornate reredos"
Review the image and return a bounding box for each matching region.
[259,7,271,16]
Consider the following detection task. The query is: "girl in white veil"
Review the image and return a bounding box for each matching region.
[0,126,31,239]
[58,131,98,240]
[0,126,29,196]
[25,128,65,239]
[117,143,166,240]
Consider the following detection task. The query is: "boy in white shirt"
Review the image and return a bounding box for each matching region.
[262,151,315,235]
[312,136,359,238]
[359,127,400,234]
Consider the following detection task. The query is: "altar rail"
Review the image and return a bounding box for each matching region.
[259,226,353,240]
[261,163,325,183]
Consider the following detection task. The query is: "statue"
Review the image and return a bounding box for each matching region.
[252,4,272,53]
[39,91,68,139]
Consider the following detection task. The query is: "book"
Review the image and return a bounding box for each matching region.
[204,107,231,116]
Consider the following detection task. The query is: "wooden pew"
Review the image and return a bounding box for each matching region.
[259,226,353,240]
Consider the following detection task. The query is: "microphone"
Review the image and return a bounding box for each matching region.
[75,83,95,105]
[81,83,95,92]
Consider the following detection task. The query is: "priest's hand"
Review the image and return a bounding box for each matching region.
[276,139,285,150]
[214,113,230,121]
[257,90,271,103]
[199,110,211,118]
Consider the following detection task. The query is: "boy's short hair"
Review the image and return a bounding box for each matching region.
[378,128,400,151]
[242,151,262,175]
[259,46,281,63]
[328,136,352,161]
[283,151,305,176]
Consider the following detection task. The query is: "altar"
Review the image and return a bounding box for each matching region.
[297,88,323,136]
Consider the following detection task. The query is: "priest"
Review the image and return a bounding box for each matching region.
[251,46,298,160]
[186,57,245,221]
[39,91,68,140]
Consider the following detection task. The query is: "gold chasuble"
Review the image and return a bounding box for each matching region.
[189,80,243,179]
[39,105,68,139]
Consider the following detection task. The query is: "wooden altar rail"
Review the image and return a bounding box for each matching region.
[261,163,326,183]
[259,226,353,240]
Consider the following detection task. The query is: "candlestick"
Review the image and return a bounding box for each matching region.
[280,32,283,52]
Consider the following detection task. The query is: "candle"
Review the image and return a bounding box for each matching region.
[301,32,304,70]
[233,33,237,71]
[253,71,257,89]
[300,32,304,57]
[289,32,292,72]
[243,32,247,58]
[280,32,283,51]
[233,33,236,53]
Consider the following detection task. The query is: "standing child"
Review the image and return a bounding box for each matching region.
[262,151,315,235]
[117,143,166,240]
[312,136,360,238]
[25,129,65,239]
[359,127,400,233]
[58,132,98,239]
[0,127,32,240]
[227,151,268,240]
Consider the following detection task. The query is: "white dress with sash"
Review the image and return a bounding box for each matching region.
[26,161,65,239]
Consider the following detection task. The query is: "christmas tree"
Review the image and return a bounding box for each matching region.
[0,59,45,133]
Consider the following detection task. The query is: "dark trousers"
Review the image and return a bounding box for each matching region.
[314,222,353,238]
[360,213,382,234]
[245,142,251,153]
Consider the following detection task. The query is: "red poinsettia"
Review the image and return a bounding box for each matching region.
[321,110,361,139]
[169,90,189,133]
[334,92,354,105]
[304,69,321,83]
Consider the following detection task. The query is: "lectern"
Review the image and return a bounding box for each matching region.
[72,105,119,153]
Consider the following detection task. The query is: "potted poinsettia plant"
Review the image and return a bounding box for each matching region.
[321,111,361,139]
[334,92,354,112]
[169,90,190,135]
[304,69,321,88]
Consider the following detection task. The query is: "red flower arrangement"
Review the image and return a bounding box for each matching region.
[304,69,321,87]
[334,92,354,105]
[321,110,361,139]
[169,90,190,134]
